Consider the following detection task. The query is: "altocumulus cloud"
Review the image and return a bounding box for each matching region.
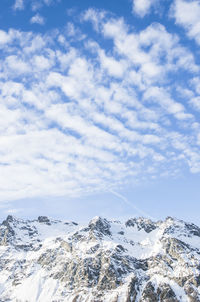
[0,7,200,202]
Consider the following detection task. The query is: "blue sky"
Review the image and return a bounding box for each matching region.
[0,0,200,224]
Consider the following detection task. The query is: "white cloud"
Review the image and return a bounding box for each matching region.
[13,0,59,11]
[0,30,11,45]
[82,8,106,31]
[5,55,29,75]
[66,22,76,37]
[190,97,200,111]
[32,55,53,70]
[197,133,200,145]
[30,14,45,25]
[191,77,200,94]
[171,0,200,44]
[143,86,191,120]
[13,0,24,10]
[24,35,46,54]
[132,0,155,17]
[99,19,199,86]
[98,49,126,78]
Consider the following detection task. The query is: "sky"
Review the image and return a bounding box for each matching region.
[0,0,200,224]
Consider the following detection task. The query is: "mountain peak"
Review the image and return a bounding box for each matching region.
[89,216,111,236]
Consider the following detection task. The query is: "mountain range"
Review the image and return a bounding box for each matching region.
[0,215,200,301]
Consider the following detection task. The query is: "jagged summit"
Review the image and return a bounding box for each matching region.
[88,216,111,237]
[0,215,200,301]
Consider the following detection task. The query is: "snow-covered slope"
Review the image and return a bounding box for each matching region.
[0,215,200,301]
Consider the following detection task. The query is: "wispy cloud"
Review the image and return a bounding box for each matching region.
[13,0,25,10]
[13,0,59,11]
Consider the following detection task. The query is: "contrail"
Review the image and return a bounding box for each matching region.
[109,190,154,220]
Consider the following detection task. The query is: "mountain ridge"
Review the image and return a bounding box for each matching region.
[0,215,200,301]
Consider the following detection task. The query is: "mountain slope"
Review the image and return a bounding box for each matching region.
[0,215,200,301]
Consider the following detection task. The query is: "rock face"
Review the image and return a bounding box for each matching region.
[0,215,200,301]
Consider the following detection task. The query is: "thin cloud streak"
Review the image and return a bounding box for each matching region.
[110,190,155,220]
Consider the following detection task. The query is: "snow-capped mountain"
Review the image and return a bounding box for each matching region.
[0,215,200,301]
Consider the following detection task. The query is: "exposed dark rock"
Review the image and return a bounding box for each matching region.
[89,217,111,237]
[139,282,157,302]
[185,222,200,237]
[126,217,157,233]
[38,216,51,224]
[157,284,179,302]
[118,231,124,235]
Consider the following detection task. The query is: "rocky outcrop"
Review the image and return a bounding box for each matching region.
[88,216,112,237]
[0,215,15,246]
[126,217,157,233]
[38,216,51,225]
